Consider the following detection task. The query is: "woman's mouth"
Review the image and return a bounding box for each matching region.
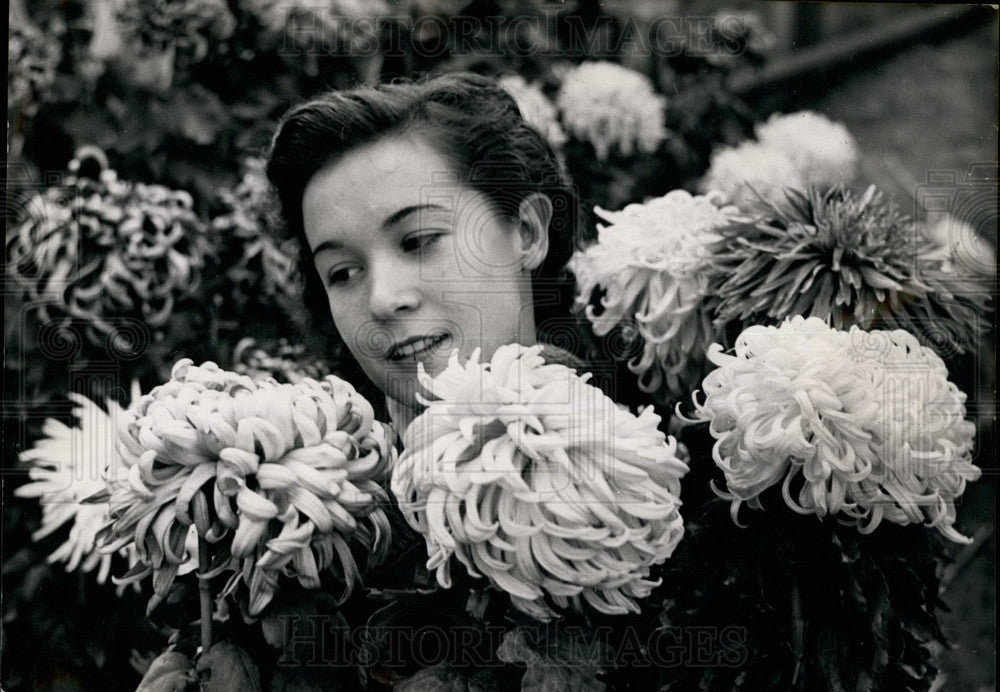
[388,333,451,361]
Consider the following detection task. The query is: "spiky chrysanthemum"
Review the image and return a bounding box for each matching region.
[6,148,211,349]
[690,317,980,541]
[392,344,688,621]
[556,61,667,162]
[99,359,394,616]
[570,190,743,401]
[499,74,567,149]
[707,185,989,356]
[15,392,135,584]
[754,111,859,189]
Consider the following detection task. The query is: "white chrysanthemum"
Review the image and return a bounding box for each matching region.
[100,359,394,616]
[556,61,666,161]
[920,213,996,277]
[691,316,981,541]
[699,141,804,210]
[392,344,688,621]
[15,392,132,583]
[499,74,567,149]
[754,111,859,188]
[570,190,742,401]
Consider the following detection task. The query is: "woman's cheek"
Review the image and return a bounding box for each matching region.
[328,298,366,357]
[419,239,454,275]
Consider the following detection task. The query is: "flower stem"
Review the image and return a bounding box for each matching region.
[790,576,804,688]
[198,534,212,654]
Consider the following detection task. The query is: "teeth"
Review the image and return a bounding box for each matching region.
[393,335,445,360]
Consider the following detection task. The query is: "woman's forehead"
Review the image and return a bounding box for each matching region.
[302,133,471,249]
[307,133,457,208]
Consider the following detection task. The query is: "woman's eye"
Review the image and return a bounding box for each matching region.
[402,232,444,253]
[326,265,361,286]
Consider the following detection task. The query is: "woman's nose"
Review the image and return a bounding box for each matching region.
[367,261,420,319]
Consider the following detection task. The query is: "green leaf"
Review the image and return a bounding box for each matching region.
[135,649,195,692]
[394,663,467,691]
[259,588,346,649]
[196,641,262,692]
[268,669,326,692]
[160,85,232,146]
[498,627,609,692]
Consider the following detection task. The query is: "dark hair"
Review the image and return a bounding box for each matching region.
[266,72,589,379]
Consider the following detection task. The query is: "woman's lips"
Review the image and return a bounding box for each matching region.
[387,333,451,362]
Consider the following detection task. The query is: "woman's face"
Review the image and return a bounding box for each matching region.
[302,132,542,410]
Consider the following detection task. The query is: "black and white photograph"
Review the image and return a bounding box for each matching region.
[3,1,997,690]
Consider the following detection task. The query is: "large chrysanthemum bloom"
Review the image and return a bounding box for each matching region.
[556,61,666,162]
[707,185,989,357]
[99,359,394,616]
[499,75,567,149]
[392,344,688,621]
[690,317,980,542]
[754,111,859,189]
[15,392,136,584]
[6,148,211,349]
[570,190,743,402]
[699,140,804,211]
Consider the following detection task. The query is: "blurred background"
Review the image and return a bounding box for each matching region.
[4,1,996,690]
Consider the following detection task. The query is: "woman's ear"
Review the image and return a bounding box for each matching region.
[516,193,553,272]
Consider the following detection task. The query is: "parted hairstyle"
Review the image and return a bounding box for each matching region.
[266,72,591,372]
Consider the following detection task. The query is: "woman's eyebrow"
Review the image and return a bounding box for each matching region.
[382,203,447,229]
[312,238,343,257]
[312,203,449,257]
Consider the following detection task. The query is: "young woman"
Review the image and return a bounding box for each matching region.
[266,72,589,434]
